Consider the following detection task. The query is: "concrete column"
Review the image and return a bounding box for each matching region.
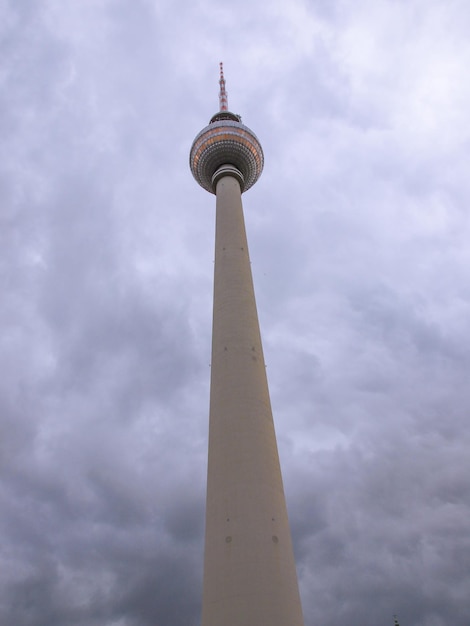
[201,173,304,626]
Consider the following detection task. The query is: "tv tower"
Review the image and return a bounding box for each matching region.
[190,64,304,626]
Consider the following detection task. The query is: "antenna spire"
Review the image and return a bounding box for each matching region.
[219,62,228,112]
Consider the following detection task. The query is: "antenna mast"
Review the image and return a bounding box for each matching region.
[218,62,228,111]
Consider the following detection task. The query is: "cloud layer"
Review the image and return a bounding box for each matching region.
[1,1,470,624]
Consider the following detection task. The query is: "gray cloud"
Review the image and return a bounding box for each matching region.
[1,0,470,625]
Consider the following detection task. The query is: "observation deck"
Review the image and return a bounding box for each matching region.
[190,116,264,194]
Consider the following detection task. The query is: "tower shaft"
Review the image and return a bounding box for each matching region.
[201,173,304,626]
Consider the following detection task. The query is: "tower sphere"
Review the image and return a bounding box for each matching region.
[190,111,264,194]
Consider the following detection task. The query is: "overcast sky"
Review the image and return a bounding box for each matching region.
[1,1,470,625]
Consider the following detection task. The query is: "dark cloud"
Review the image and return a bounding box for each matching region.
[1,0,470,625]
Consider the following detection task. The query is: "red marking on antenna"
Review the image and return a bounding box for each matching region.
[219,62,228,111]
